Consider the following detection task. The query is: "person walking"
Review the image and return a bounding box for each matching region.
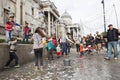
[60,33,74,57]
[32,27,46,71]
[4,16,21,43]
[104,24,120,60]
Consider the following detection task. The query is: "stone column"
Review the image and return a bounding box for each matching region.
[76,28,78,38]
[56,22,58,38]
[0,0,5,25]
[22,0,26,25]
[48,11,51,36]
[51,15,54,34]
[68,28,70,33]
[16,0,21,24]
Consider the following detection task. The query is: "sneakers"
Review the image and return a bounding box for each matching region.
[14,64,20,68]
[4,66,10,69]
[40,66,43,71]
[104,57,110,60]
[80,56,83,58]
[34,66,43,71]
[4,65,20,69]
[104,57,118,60]
[114,57,118,60]
[34,66,38,71]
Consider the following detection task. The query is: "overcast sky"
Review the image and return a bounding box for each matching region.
[50,0,120,35]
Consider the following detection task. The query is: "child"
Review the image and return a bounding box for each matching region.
[87,45,92,54]
[80,43,84,58]
[4,37,20,68]
[46,38,54,61]
[56,44,61,58]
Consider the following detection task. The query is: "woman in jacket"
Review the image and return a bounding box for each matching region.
[32,27,46,71]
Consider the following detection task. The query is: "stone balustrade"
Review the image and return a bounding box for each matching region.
[0,26,5,35]
[0,43,34,71]
[0,43,48,71]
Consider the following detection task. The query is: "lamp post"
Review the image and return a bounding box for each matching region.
[113,4,119,28]
[101,0,106,32]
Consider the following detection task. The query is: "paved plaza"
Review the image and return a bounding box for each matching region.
[0,49,120,80]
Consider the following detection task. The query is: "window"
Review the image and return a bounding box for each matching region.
[4,9,9,24]
[32,7,34,16]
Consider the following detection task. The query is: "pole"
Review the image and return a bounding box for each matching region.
[113,4,119,28]
[101,0,106,32]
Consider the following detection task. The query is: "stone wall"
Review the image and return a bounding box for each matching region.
[0,26,5,35]
[0,43,34,70]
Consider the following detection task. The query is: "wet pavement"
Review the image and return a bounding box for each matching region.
[0,48,120,80]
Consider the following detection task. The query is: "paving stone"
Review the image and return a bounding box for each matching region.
[0,49,120,80]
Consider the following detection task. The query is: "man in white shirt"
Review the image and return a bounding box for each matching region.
[60,33,74,56]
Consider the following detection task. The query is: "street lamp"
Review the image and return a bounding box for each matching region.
[101,0,106,32]
[113,4,119,28]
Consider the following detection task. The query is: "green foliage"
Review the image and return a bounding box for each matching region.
[0,39,5,43]
[101,32,107,36]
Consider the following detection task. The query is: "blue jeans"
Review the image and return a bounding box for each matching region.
[107,41,118,58]
[61,42,68,55]
[118,41,120,46]
[23,35,29,43]
[5,31,12,43]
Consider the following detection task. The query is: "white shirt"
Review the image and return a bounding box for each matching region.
[60,35,73,43]
[56,46,61,52]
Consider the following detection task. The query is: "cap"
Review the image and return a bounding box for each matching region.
[108,24,113,27]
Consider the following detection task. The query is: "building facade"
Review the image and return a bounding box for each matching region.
[58,11,84,40]
[41,0,60,37]
[0,0,59,38]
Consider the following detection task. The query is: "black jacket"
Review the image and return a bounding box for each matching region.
[107,28,120,42]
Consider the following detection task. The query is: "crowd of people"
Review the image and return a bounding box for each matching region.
[75,24,120,60]
[23,27,75,71]
[75,31,104,58]
[3,16,74,71]
[3,16,120,71]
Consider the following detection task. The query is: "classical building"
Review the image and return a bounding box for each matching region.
[41,0,60,36]
[0,0,60,38]
[58,11,84,40]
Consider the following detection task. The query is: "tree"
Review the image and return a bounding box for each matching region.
[101,31,107,36]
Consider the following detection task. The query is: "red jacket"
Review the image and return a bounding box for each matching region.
[23,26,29,35]
[52,38,57,46]
[5,21,14,31]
